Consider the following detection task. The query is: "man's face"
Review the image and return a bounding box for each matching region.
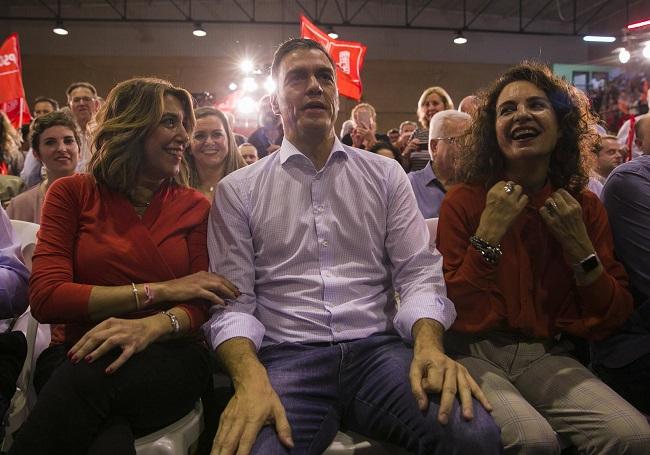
[272,48,339,141]
[388,129,400,143]
[68,86,98,125]
[239,144,259,165]
[636,118,650,155]
[33,101,55,118]
[258,101,280,129]
[596,138,624,177]
[430,118,469,185]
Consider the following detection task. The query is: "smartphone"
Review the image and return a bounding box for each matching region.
[357,110,371,129]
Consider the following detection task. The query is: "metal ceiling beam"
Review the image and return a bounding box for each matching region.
[575,0,612,34]
[36,0,57,17]
[407,0,436,27]
[521,0,554,31]
[105,0,127,19]
[464,0,495,29]
[232,0,254,20]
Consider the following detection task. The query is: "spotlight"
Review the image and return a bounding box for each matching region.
[240,59,254,74]
[242,77,258,92]
[627,19,650,30]
[619,48,631,63]
[236,97,256,115]
[583,35,616,43]
[52,19,68,36]
[644,45,650,59]
[453,32,467,45]
[264,77,276,94]
[228,82,238,91]
[326,26,339,39]
[193,23,207,37]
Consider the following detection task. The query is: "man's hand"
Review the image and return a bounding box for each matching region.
[410,319,492,425]
[212,372,293,455]
[213,338,293,455]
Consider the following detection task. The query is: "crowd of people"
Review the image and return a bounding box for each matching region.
[0,37,650,455]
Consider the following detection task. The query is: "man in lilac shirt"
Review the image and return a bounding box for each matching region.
[204,38,499,455]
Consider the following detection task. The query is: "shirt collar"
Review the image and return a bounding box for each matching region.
[279,136,348,167]
[421,161,447,192]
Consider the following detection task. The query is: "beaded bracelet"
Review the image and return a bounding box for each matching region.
[469,235,502,265]
[131,282,141,310]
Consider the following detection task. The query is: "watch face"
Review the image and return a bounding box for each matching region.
[581,255,599,273]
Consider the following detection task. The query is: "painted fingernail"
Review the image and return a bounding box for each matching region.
[105,367,113,374]
[67,351,73,359]
[70,356,79,364]
[84,355,92,363]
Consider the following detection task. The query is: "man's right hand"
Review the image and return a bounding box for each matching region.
[211,368,294,455]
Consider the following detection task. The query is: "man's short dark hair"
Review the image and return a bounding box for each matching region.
[66,82,98,98]
[33,96,59,111]
[271,38,335,81]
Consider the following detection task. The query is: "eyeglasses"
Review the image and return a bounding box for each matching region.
[432,136,464,147]
[71,96,95,104]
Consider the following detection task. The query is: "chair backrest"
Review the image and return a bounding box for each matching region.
[425,217,439,248]
[10,220,39,271]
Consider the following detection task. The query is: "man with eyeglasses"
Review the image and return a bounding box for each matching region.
[408,110,470,219]
[66,82,100,172]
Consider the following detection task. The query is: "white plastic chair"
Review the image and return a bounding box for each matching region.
[134,400,204,455]
[425,217,439,246]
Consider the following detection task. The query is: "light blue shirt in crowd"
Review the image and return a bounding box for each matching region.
[203,137,456,350]
[0,206,29,321]
[407,162,446,219]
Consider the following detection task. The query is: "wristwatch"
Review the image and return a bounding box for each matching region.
[571,253,600,275]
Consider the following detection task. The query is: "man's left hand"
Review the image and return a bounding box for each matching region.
[409,347,492,424]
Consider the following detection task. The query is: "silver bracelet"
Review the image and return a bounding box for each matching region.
[161,310,180,334]
[469,235,502,265]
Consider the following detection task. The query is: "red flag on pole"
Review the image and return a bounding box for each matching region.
[0,33,31,128]
[300,15,367,101]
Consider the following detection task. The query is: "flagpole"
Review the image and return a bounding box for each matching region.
[18,97,24,128]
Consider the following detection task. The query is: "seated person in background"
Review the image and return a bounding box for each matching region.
[8,77,238,455]
[436,61,650,454]
[0,205,30,436]
[591,134,625,185]
[0,112,23,178]
[368,141,401,164]
[185,107,245,202]
[408,110,470,219]
[7,112,79,224]
[341,102,390,149]
[20,97,62,189]
[592,114,650,415]
[403,87,454,172]
[238,142,259,165]
[204,38,501,455]
[248,95,283,158]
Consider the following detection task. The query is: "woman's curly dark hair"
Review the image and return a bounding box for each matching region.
[458,61,597,193]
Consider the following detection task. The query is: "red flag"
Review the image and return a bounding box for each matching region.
[0,33,31,128]
[300,15,367,101]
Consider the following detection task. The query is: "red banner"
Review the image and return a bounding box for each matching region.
[300,15,367,101]
[0,33,31,128]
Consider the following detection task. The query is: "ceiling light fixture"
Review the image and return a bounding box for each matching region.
[193,23,207,37]
[627,19,650,30]
[643,45,650,59]
[453,32,467,44]
[619,48,631,63]
[240,59,254,74]
[326,26,339,39]
[583,35,616,43]
[52,19,68,35]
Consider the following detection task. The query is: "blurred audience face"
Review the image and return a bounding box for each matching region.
[141,95,190,182]
[419,93,446,127]
[595,137,624,178]
[636,116,650,155]
[33,100,56,118]
[458,95,480,118]
[190,114,228,171]
[34,125,79,179]
[239,143,259,165]
[258,96,281,130]
[374,146,397,160]
[387,128,400,144]
[68,86,99,127]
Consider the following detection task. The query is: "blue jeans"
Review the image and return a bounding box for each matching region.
[252,333,502,454]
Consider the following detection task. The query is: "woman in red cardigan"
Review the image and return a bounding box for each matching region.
[436,62,650,454]
[10,78,238,455]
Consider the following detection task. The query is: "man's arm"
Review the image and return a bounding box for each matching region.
[383,162,490,422]
[204,178,292,455]
[0,206,29,319]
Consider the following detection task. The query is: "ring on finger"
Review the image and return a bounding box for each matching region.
[503,182,515,194]
[546,200,559,213]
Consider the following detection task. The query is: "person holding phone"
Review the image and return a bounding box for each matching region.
[341,103,390,149]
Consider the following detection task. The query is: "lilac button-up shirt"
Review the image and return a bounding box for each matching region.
[407,162,447,219]
[0,205,29,320]
[203,137,456,350]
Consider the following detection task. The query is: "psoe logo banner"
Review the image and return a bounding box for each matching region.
[0,53,17,68]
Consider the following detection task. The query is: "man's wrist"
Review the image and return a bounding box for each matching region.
[412,318,445,353]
